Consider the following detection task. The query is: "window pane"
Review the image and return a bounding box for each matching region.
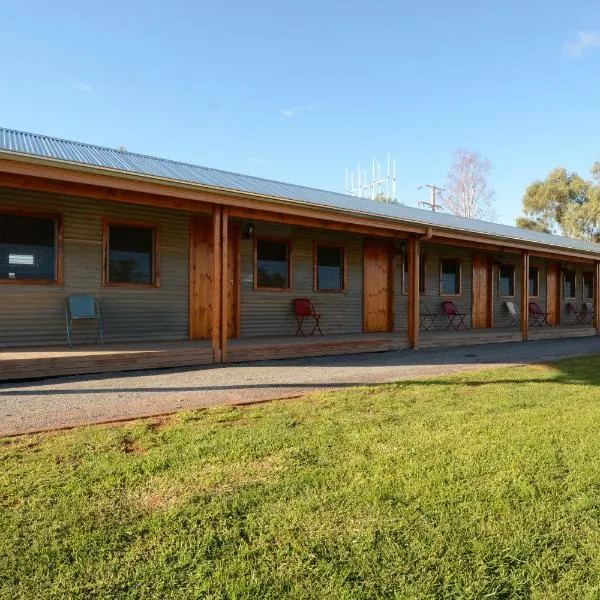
[441,258,460,295]
[317,246,343,290]
[499,265,514,296]
[0,214,56,280]
[528,266,539,296]
[257,239,289,288]
[108,225,154,284]
[564,272,575,298]
[583,273,594,298]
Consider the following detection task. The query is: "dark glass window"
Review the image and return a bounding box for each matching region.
[529,266,539,297]
[564,271,576,299]
[0,214,57,281]
[316,245,344,291]
[583,272,594,298]
[499,264,515,297]
[107,225,155,284]
[440,258,461,295]
[403,255,426,294]
[256,239,290,289]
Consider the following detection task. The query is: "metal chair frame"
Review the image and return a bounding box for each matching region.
[65,295,104,347]
[505,301,520,327]
[293,298,323,337]
[419,303,438,330]
[528,301,550,327]
[567,302,587,325]
[583,302,595,325]
[442,301,468,331]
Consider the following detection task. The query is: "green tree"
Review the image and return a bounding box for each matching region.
[517,166,600,241]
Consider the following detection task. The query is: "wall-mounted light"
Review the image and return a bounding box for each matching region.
[242,222,254,240]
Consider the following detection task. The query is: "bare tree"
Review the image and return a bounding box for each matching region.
[442,149,496,220]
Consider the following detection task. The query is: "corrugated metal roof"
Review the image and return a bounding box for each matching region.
[1,126,598,254]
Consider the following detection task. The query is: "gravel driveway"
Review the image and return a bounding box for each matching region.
[2,337,600,436]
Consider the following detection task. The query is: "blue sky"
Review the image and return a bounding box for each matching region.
[2,1,600,225]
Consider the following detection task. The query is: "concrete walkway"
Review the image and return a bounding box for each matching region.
[1,337,600,436]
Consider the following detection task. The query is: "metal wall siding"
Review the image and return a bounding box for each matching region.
[0,187,190,347]
[238,221,364,337]
[420,244,473,328]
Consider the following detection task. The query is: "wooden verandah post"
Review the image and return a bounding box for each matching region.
[407,236,420,349]
[211,206,223,363]
[595,261,600,336]
[520,250,529,341]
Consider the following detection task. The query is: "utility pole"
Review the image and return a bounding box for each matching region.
[418,184,445,212]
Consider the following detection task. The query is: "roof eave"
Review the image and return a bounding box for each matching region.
[0,149,599,260]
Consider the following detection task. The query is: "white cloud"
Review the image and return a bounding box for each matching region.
[564,31,600,57]
[77,83,93,92]
[280,104,315,119]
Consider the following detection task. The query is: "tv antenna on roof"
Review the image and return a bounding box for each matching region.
[345,154,397,202]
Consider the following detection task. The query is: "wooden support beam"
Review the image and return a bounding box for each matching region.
[227,206,412,239]
[220,209,229,362]
[521,250,530,341]
[407,237,420,349]
[595,261,600,335]
[211,206,223,362]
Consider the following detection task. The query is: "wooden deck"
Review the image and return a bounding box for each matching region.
[0,341,214,382]
[0,325,596,382]
[227,332,409,363]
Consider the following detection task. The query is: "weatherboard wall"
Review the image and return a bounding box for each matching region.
[419,243,474,329]
[0,187,192,348]
[237,221,365,338]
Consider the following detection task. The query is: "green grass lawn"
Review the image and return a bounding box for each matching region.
[3,357,600,599]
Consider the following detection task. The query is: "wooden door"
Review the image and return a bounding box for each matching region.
[363,239,394,332]
[189,217,239,340]
[472,254,492,328]
[547,262,560,325]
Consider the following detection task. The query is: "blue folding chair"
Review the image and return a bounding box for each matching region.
[65,295,103,346]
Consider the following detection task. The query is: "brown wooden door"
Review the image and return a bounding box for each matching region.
[189,217,239,340]
[472,254,492,328]
[547,262,560,325]
[363,239,394,332]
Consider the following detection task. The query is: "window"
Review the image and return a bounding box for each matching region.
[255,238,290,290]
[440,258,461,295]
[563,270,576,299]
[402,254,426,294]
[528,266,539,297]
[104,222,158,286]
[498,264,515,297]
[315,245,344,291]
[0,212,61,283]
[583,272,594,299]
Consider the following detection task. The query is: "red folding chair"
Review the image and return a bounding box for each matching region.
[528,302,550,327]
[442,301,468,331]
[293,298,323,337]
[567,302,586,325]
